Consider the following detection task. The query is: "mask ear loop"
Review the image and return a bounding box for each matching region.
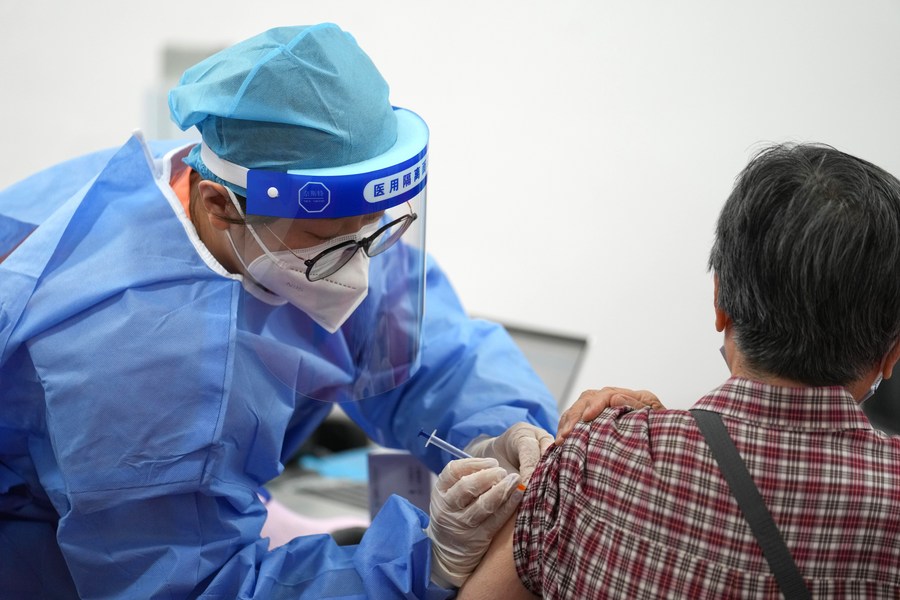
[221,188,302,303]
[224,187,298,272]
[221,226,288,306]
[222,221,281,298]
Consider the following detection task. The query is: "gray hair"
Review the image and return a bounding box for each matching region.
[709,143,900,385]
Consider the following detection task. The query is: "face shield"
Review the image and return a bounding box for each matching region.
[201,108,428,402]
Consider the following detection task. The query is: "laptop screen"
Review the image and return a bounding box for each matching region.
[501,323,588,409]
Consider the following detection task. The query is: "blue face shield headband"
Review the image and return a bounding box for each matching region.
[199,109,427,219]
[201,108,430,402]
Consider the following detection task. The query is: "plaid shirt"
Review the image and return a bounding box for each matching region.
[514,377,900,598]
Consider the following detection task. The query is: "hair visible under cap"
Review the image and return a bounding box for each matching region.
[709,143,900,385]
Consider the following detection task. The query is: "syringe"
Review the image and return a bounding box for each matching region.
[418,428,473,460]
[419,428,527,491]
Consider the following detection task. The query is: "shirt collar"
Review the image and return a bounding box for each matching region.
[692,376,874,431]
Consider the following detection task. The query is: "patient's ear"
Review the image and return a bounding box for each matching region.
[198,181,239,231]
[713,276,731,333]
[881,338,900,380]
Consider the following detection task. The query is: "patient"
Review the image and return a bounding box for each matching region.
[460,143,900,598]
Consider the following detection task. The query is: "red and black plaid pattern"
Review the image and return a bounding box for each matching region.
[514,377,900,598]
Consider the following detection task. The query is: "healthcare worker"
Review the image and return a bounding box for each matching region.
[0,24,557,599]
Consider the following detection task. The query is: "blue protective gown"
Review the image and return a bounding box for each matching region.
[0,134,558,599]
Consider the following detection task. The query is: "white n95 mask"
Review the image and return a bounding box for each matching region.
[225,226,372,334]
[246,247,370,334]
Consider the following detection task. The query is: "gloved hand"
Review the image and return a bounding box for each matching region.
[426,457,524,589]
[463,422,554,483]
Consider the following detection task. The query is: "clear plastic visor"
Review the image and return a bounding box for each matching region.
[231,189,427,403]
[205,107,430,402]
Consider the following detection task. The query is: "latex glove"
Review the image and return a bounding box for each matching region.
[464,422,553,483]
[426,457,524,589]
[555,387,664,444]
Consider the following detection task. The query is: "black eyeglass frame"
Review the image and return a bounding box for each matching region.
[302,212,418,281]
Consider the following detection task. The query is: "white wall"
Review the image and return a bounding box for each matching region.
[3,1,899,410]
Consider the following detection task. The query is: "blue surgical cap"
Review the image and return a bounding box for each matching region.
[168,23,397,192]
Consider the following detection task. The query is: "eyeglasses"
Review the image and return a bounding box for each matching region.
[301,211,418,281]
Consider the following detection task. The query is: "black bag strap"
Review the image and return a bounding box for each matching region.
[690,409,811,600]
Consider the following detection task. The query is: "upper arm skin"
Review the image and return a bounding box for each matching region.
[457,513,538,600]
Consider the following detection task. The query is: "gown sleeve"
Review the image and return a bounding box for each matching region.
[56,490,452,599]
